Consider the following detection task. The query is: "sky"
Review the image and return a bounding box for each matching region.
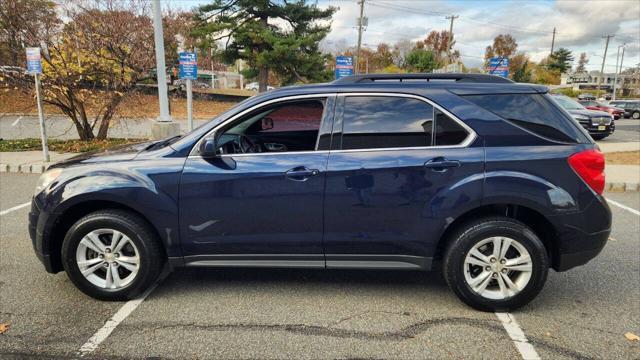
[169,0,640,73]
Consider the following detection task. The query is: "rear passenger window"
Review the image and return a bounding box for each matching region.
[341,96,434,149]
[463,93,583,143]
[435,110,468,146]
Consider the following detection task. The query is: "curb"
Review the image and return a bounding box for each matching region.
[1,163,639,192]
[0,163,49,174]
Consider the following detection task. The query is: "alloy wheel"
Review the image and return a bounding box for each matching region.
[75,228,140,290]
[463,236,533,300]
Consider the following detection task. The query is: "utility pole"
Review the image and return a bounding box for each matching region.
[615,45,626,100]
[613,44,625,101]
[550,27,556,56]
[597,34,614,96]
[355,0,365,74]
[446,15,458,67]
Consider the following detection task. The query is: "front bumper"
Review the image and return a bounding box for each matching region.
[28,197,58,273]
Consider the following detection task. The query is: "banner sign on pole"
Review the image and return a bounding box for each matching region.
[335,56,354,79]
[26,47,42,74]
[179,52,197,80]
[486,57,509,78]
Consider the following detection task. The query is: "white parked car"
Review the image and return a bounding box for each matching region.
[245,82,274,91]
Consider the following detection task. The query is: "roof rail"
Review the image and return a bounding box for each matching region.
[332,73,514,84]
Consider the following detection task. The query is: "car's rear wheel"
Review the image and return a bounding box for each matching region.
[61,210,164,301]
[443,217,548,311]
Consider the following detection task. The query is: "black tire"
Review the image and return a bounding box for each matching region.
[61,210,164,301]
[591,134,608,141]
[632,111,640,120]
[443,217,549,312]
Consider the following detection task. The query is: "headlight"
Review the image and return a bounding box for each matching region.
[574,116,589,121]
[34,168,62,195]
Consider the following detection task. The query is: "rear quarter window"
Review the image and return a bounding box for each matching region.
[464,93,588,143]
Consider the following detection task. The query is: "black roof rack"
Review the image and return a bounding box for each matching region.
[332,73,513,84]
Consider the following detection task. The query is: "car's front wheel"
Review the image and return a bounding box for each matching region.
[443,217,549,312]
[632,111,640,119]
[61,210,164,301]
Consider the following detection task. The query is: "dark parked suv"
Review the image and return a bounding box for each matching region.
[29,74,611,311]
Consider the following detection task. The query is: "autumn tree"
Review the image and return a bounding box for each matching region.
[0,0,59,66]
[575,52,588,72]
[547,48,574,73]
[484,34,518,65]
[192,0,336,92]
[510,53,532,82]
[2,1,157,140]
[416,30,459,65]
[370,43,395,72]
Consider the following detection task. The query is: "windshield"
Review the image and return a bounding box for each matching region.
[553,96,585,110]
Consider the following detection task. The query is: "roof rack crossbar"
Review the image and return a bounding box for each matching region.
[332,73,513,84]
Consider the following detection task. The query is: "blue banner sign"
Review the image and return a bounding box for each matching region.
[335,56,354,79]
[487,57,509,78]
[179,52,197,80]
[26,47,42,74]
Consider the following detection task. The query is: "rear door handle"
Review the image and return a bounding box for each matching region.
[424,158,460,172]
[285,167,320,181]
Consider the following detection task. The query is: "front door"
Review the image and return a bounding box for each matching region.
[323,95,483,269]
[179,96,335,266]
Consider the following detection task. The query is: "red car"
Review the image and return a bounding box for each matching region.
[578,100,625,119]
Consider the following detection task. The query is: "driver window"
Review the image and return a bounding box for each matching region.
[217,99,325,154]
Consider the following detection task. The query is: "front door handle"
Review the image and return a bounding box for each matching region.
[285,167,320,181]
[424,158,460,172]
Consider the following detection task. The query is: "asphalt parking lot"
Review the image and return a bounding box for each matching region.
[1,173,638,359]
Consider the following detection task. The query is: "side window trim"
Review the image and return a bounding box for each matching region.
[333,93,476,152]
[190,94,336,157]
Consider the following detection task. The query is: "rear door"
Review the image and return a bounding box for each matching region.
[322,94,484,270]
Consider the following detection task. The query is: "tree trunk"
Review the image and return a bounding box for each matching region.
[258,15,269,93]
[258,65,269,93]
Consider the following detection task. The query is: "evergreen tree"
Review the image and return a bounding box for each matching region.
[548,48,574,73]
[192,0,336,92]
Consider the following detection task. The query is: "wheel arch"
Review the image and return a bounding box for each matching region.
[435,203,560,270]
[45,199,167,273]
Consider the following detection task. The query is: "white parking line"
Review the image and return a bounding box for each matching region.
[78,270,169,356]
[606,198,640,216]
[78,268,169,357]
[495,312,540,360]
[0,201,30,216]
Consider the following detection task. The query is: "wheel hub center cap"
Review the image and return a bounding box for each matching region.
[104,253,115,262]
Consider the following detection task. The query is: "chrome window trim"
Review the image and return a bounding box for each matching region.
[334,92,476,151]
[188,92,477,157]
[189,93,334,157]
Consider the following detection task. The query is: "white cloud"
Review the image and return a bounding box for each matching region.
[318,0,640,72]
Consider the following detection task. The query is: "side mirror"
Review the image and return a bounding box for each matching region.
[261,117,274,130]
[199,135,218,157]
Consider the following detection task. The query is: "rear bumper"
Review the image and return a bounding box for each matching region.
[554,228,610,271]
[550,195,612,272]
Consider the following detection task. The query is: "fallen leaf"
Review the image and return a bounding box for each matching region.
[0,323,9,334]
[625,332,640,341]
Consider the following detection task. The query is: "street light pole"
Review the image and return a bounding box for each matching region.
[152,0,171,123]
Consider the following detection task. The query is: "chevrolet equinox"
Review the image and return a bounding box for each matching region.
[29,74,612,311]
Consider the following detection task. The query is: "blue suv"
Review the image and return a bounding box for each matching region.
[29,74,611,311]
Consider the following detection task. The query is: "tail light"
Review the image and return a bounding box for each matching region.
[568,149,605,194]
